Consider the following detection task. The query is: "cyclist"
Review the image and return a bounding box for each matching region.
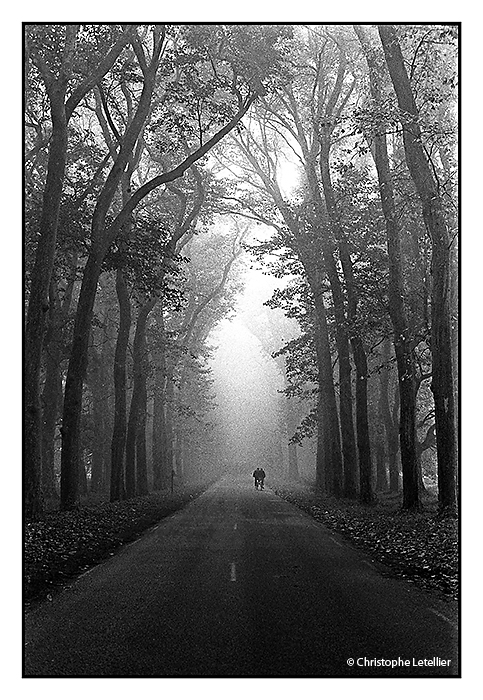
[252,467,266,490]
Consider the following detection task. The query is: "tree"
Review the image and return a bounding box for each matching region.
[355,24,420,509]
[59,24,288,510]
[378,25,457,514]
[24,24,135,519]
[311,39,374,504]
[216,129,343,495]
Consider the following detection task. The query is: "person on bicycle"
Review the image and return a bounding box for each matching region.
[252,467,266,490]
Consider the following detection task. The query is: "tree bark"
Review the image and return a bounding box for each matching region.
[173,429,184,484]
[378,24,457,514]
[152,307,169,490]
[25,89,69,518]
[318,136,374,504]
[110,270,131,501]
[136,376,149,496]
[61,40,162,510]
[90,384,105,492]
[306,265,343,496]
[293,104,357,497]
[87,345,107,494]
[25,25,135,519]
[379,339,401,493]
[40,280,65,500]
[61,252,104,509]
[125,300,154,498]
[283,363,299,481]
[351,336,375,503]
[275,357,299,480]
[60,58,259,509]
[41,333,62,500]
[86,299,109,493]
[356,25,419,509]
[375,439,388,492]
[136,300,153,496]
[320,236,358,498]
[164,374,175,484]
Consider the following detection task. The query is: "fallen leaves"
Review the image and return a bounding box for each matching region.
[24,486,210,605]
[271,482,458,600]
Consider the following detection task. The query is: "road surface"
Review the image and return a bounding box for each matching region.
[24,476,458,677]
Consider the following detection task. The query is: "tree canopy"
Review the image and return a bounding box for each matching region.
[24,24,458,518]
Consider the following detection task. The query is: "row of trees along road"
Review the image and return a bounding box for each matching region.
[24,24,458,520]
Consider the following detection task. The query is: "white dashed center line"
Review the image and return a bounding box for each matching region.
[230,562,237,581]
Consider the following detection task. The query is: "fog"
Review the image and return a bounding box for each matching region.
[208,263,303,478]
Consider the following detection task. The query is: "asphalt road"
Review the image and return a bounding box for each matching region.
[24,476,458,677]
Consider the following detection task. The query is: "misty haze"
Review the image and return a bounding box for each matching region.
[24,23,458,679]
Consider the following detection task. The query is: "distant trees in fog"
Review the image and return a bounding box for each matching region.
[24,24,457,518]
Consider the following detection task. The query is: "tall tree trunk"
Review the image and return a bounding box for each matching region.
[379,339,401,493]
[388,437,400,492]
[136,377,149,496]
[80,458,88,495]
[41,338,62,499]
[124,387,138,500]
[136,301,152,496]
[126,299,156,497]
[273,422,285,475]
[60,42,162,510]
[25,93,68,519]
[375,438,388,492]
[356,25,420,509]
[41,253,78,500]
[152,312,169,490]
[25,25,134,518]
[174,429,183,484]
[378,24,457,514]
[309,269,343,496]
[164,374,175,484]
[280,359,299,480]
[110,270,131,501]
[438,143,458,396]
[305,170,358,498]
[318,138,374,503]
[286,398,299,481]
[61,252,103,509]
[89,377,105,492]
[41,284,64,500]
[87,311,107,493]
[351,337,375,503]
[99,307,114,492]
[125,304,147,498]
[325,259,358,498]
[59,59,257,509]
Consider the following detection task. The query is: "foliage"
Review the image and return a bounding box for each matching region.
[24,23,458,513]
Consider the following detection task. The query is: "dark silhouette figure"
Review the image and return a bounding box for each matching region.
[253,467,266,490]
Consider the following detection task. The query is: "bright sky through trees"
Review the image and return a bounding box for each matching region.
[209,266,286,470]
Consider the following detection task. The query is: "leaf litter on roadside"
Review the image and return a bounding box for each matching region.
[271,482,458,600]
[24,486,210,604]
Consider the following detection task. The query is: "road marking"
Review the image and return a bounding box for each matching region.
[234,523,237,530]
[230,562,237,581]
[428,607,457,628]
